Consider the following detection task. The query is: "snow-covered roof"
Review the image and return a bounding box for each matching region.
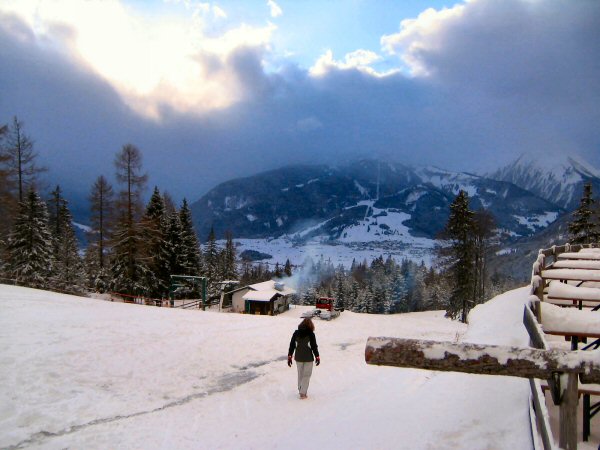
[242,290,282,302]
[242,280,296,302]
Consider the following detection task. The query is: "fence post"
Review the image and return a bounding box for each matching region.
[559,373,579,450]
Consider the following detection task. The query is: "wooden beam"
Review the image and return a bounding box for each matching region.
[523,303,547,350]
[559,373,578,450]
[365,337,600,383]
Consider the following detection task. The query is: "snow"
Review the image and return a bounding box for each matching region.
[246,214,257,222]
[242,280,296,301]
[548,280,600,301]
[558,252,600,261]
[353,180,368,196]
[224,196,249,211]
[232,234,435,269]
[405,189,426,204]
[542,268,600,282]
[540,301,600,335]
[496,248,516,256]
[513,212,559,232]
[0,284,550,449]
[553,260,600,270]
[415,166,479,197]
[337,201,434,247]
[73,222,92,233]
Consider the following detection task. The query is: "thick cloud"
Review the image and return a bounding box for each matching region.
[0,0,599,220]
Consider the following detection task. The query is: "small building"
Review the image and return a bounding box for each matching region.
[220,280,296,315]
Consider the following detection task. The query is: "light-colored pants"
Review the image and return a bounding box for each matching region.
[296,361,314,395]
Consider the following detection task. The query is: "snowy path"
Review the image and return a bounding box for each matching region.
[0,284,539,449]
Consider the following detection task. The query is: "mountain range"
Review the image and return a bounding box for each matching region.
[189,154,600,278]
[190,159,574,242]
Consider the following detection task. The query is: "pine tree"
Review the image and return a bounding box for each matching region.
[5,189,54,288]
[333,267,346,310]
[390,267,408,312]
[274,262,282,278]
[348,279,360,311]
[140,187,167,297]
[52,202,85,294]
[203,226,220,296]
[568,183,600,244]
[223,231,237,280]
[86,175,114,292]
[284,259,292,277]
[472,209,496,303]
[1,117,46,202]
[0,123,16,243]
[442,190,476,323]
[156,212,184,293]
[110,144,149,296]
[179,199,202,276]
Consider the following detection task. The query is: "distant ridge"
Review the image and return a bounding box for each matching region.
[488,153,600,210]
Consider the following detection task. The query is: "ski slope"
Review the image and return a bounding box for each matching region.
[0,284,570,449]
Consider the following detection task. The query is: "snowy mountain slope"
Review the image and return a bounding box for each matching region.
[0,283,547,449]
[191,160,562,244]
[489,153,600,210]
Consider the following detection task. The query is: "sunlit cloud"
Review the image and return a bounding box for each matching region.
[381,4,466,77]
[309,49,396,77]
[267,0,283,18]
[0,0,275,119]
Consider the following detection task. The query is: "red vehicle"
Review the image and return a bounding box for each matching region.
[316,297,335,311]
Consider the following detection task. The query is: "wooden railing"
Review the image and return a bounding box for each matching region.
[527,242,600,449]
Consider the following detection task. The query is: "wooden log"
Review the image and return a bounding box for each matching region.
[365,337,600,383]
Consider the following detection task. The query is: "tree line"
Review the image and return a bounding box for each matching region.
[0,117,236,299]
[2,116,597,320]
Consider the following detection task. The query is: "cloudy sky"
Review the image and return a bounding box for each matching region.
[0,0,599,209]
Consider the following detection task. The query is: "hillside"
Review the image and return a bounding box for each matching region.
[0,284,540,449]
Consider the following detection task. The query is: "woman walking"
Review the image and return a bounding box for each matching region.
[287,318,320,399]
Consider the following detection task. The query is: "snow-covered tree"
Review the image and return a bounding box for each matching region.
[442,190,476,323]
[568,182,600,244]
[5,189,54,288]
[156,212,184,293]
[51,202,85,294]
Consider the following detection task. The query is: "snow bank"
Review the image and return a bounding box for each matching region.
[548,280,600,301]
[540,301,600,335]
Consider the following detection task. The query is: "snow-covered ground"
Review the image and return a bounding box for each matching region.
[0,284,596,449]
[229,200,437,269]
